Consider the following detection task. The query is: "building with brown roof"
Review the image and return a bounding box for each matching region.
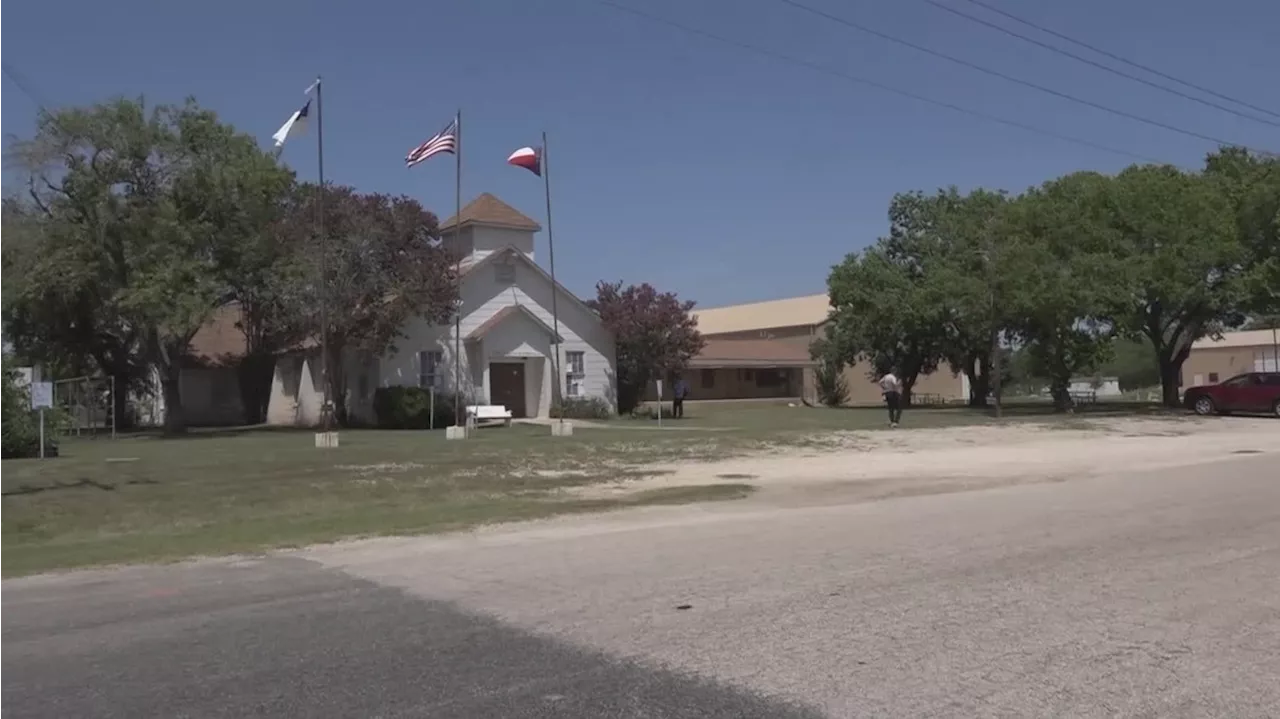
[1183,328,1280,387]
[658,293,968,405]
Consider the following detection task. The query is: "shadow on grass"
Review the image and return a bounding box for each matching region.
[2,477,160,497]
[821,400,1181,418]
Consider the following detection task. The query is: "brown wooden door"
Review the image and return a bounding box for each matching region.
[489,362,527,418]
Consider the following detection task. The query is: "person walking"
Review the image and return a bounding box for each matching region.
[879,369,903,427]
[672,375,689,419]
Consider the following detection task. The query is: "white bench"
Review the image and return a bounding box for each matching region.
[466,405,514,427]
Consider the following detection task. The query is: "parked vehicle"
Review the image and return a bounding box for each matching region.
[1183,372,1280,417]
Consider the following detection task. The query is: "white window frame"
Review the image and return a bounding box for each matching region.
[418,350,444,389]
[565,350,585,397]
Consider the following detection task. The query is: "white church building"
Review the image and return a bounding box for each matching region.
[266,193,617,424]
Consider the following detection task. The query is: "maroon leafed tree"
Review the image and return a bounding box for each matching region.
[590,281,705,414]
[280,184,459,425]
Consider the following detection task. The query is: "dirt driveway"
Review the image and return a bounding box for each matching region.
[567,416,1279,506]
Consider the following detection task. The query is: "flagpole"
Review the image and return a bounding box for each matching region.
[454,108,464,430]
[316,75,331,436]
[542,131,562,423]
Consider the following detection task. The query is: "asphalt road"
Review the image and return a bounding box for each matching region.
[5,452,1279,717]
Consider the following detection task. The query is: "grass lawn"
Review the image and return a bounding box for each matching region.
[633,397,1176,432]
[2,400,1168,576]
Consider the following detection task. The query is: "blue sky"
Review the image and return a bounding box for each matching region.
[4,0,1277,308]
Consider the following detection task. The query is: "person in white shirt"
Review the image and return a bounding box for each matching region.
[879,369,903,427]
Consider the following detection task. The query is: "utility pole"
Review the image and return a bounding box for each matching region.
[1272,325,1278,372]
[985,218,1003,419]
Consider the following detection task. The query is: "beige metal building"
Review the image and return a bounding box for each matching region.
[656,293,968,405]
[1183,328,1280,387]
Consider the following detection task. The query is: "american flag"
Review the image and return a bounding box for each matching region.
[405,117,458,168]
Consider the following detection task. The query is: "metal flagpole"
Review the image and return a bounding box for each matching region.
[316,75,331,435]
[454,109,464,430]
[542,131,562,423]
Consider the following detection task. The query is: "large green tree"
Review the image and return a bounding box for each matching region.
[1105,164,1246,406]
[1203,148,1280,322]
[825,243,945,405]
[4,98,293,434]
[827,189,1014,407]
[212,171,307,424]
[0,195,36,355]
[914,188,1012,407]
[1004,172,1120,410]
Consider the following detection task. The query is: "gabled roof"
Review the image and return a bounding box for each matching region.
[440,193,542,233]
[187,302,247,364]
[467,305,563,343]
[691,293,831,336]
[460,245,603,324]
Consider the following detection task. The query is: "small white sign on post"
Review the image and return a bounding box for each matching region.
[31,382,54,460]
[30,381,54,409]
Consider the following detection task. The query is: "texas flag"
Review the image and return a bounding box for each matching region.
[506,146,542,177]
[272,99,311,148]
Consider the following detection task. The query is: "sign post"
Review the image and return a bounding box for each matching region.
[655,379,664,428]
[31,381,54,459]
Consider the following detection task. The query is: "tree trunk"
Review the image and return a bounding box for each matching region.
[237,352,275,425]
[1049,375,1072,412]
[1158,353,1182,407]
[324,342,348,427]
[618,373,645,415]
[160,363,186,436]
[109,369,135,431]
[901,373,918,407]
[966,354,991,407]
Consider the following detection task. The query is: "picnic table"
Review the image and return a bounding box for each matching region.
[913,393,945,407]
[1068,390,1098,405]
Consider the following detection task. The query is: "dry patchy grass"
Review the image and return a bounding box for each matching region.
[3,401,1162,575]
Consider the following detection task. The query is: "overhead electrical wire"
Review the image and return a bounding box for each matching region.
[2,62,57,113]
[921,0,1280,129]
[953,0,1280,121]
[590,0,1169,165]
[773,0,1272,153]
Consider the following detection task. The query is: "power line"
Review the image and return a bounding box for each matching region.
[2,62,57,112]
[589,1,1169,165]
[773,0,1271,153]
[953,0,1280,121]
[921,0,1280,129]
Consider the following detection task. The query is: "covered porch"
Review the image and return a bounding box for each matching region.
[467,304,563,419]
[646,338,816,401]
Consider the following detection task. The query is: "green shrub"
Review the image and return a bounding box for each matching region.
[551,396,613,420]
[371,386,459,429]
[815,360,849,407]
[2,369,61,458]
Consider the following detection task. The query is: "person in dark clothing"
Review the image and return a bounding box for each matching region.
[672,376,689,419]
